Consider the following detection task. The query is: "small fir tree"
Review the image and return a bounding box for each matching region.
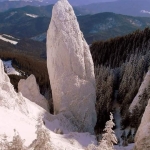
[98,112,117,150]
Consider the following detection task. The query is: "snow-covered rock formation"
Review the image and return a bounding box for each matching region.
[129,70,150,112]
[47,0,97,133]
[18,74,49,111]
[0,59,97,149]
[134,98,150,150]
[0,60,28,113]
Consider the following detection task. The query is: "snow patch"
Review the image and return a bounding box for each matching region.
[0,35,18,45]
[26,13,38,18]
[3,60,20,75]
[3,34,20,40]
[128,19,142,27]
[115,144,134,150]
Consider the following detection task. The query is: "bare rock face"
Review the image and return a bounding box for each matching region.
[47,0,97,133]
[134,99,150,150]
[18,74,49,111]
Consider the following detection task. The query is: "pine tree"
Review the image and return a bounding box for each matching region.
[32,117,53,150]
[9,129,26,150]
[98,112,117,150]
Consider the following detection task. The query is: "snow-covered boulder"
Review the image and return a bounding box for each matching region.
[129,70,150,112]
[134,98,150,150]
[18,74,49,111]
[47,0,97,133]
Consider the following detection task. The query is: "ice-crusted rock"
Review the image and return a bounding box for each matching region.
[134,99,150,150]
[0,60,28,113]
[129,70,150,112]
[47,0,97,133]
[18,74,49,111]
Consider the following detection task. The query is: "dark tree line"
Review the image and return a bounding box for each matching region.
[90,27,150,68]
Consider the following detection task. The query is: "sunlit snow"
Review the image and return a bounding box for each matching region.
[0,35,18,45]
[26,13,38,18]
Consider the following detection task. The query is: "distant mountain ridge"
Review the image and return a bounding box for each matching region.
[0,0,117,12]
[0,5,150,43]
[79,0,150,17]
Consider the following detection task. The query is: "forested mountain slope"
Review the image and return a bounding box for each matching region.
[91,27,150,133]
[0,5,150,43]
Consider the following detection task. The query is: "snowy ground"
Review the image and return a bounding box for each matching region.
[3,60,20,75]
[113,91,135,150]
[115,144,134,150]
[0,35,18,45]
[0,98,96,149]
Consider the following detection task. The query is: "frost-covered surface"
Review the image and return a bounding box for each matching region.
[25,13,38,18]
[18,74,49,111]
[47,0,97,134]
[129,70,150,112]
[3,60,20,75]
[134,98,150,150]
[0,59,97,149]
[0,35,18,45]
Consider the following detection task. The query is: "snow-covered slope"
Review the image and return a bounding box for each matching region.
[0,59,97,149]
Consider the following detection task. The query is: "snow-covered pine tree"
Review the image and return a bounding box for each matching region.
[86,112,117,150]
[9,129,26,150]
[98,112,117,150]
[31,117,53,150]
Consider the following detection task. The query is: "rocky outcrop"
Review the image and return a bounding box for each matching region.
[47,0,96,133]
[134,99,150,150]
[0,59,28,114]
[129,70,150,112]
[0,59,79,136]
[18,74,49,111]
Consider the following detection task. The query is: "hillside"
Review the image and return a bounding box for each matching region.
[0,5,150,43]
